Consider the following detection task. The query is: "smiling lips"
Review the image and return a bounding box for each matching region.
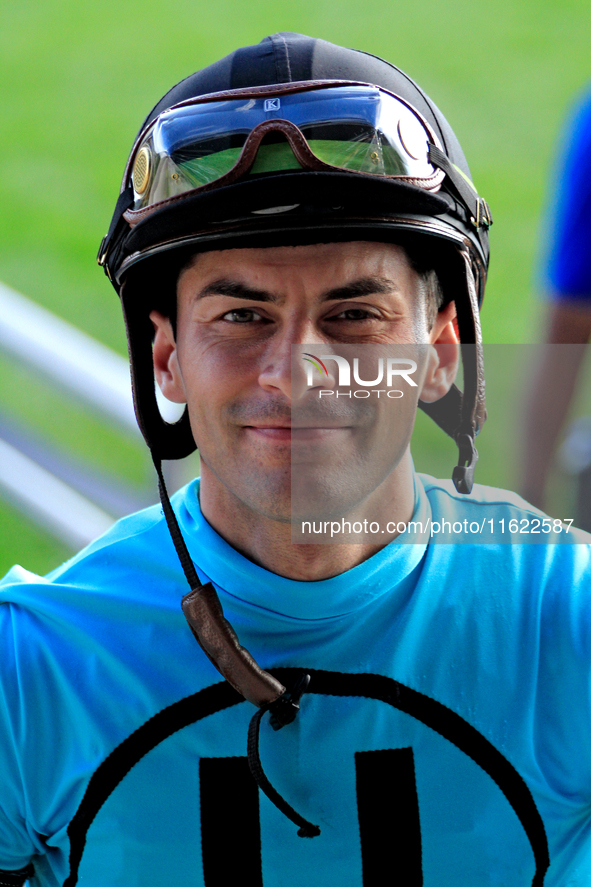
[246,424,350,442]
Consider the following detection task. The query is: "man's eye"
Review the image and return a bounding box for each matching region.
[330,308,379,321]
[221,308,265,323]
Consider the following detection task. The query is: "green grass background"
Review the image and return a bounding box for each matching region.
[1,0,591,575]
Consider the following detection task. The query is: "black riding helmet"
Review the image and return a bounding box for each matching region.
[99,32,490,492]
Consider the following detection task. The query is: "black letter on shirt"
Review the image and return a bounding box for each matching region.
[355,747,422,885]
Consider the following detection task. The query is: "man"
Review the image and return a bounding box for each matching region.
[521,89,591,520]
[1,33,590,887]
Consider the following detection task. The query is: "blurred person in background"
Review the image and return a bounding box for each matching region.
[521,89,591,524]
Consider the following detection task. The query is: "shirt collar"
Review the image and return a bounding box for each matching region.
[176,475,431,620]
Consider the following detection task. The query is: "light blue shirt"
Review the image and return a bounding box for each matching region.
[1,475,590,885]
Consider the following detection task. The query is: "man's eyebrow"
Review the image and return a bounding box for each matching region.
[321,277,398,301]
[194,276,397,303]
[196,279,279,302]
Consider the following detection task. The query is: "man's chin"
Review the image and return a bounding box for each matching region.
[216,480,360,527]
[202,458,397,527]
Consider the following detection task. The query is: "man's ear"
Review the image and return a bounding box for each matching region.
[419,301,459,403]
[149,310,187,404]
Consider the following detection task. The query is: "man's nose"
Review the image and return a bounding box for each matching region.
[257,320,336,400]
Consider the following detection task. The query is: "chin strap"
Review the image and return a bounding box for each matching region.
[247,675,320,838]
[152,452,319,836]
[418,245,485,495]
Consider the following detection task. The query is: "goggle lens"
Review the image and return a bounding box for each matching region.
[130,85,440,211]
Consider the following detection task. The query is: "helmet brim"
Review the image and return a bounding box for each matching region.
[112,171,458,285]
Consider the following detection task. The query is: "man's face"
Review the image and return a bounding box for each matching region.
[151,241,457,525]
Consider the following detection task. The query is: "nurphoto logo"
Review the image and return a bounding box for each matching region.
[302,352,418,398]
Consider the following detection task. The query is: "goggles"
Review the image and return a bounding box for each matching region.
[126,82,446,215]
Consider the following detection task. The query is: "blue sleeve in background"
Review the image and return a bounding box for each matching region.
[544,89,591,299]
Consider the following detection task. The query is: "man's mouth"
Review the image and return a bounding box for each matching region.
[245,424,351,442]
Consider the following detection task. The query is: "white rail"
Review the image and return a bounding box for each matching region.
[0,281,182,430]
[0,438,115,550]
[0,282,183,551]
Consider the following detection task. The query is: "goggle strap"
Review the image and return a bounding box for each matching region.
[97,186,134,275]
[428,144,491,230]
